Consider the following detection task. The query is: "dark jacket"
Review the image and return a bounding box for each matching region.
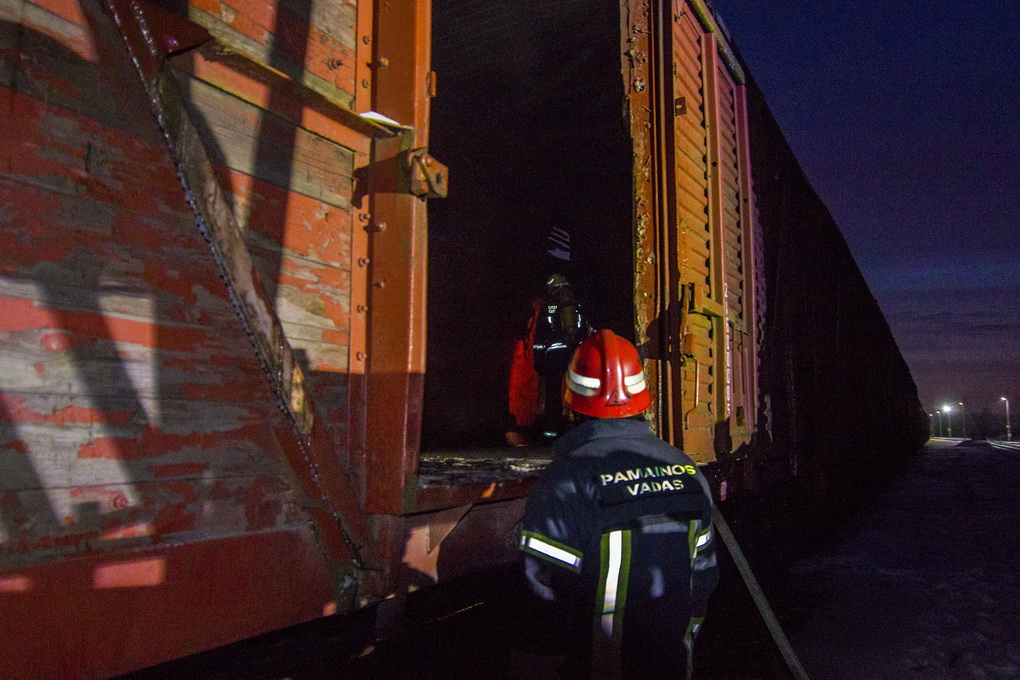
[520,418,719,680]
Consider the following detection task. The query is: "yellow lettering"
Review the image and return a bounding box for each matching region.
[600,474,614,486]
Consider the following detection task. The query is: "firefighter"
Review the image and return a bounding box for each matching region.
[519,329,719,680]
[532,274,590,438]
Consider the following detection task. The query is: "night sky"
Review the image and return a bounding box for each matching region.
[717,0,1020,425]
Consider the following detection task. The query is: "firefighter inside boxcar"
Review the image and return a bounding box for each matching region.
[532,274,591,438]
[507,274,592,446]
[519,330,719,680]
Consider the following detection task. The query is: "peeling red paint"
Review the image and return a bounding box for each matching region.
[3,396,136,426]
[0,2,376,677]
[151,462,211,478]
[75,422,276,460]
[186,0,356,98]
[2,438,29,454]
[312,362,347,372]
[151,503,199,535]
[40,331,86,351]
[209,480,232,500]
[321,329,350,345]
[211,165,352,268]
[19,0,98,60]
[99,522,153,541]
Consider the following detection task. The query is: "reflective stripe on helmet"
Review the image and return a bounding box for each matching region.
[624,371,647,394]
[566,368,600,397]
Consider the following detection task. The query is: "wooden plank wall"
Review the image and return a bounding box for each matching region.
[0,0,365,676]
[170,0,365,465]
[185,0,358,108]
[170,63,357,461]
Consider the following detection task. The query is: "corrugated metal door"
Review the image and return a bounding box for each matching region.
[627,0,757,462]
[671,8,714,458]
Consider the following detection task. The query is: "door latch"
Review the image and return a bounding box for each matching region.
[402,147,448,198]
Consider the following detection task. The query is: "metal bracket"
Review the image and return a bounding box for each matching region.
[687,282,724,317]
[402,147,448,198]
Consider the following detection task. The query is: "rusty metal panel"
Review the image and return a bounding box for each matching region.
[672,8,709,254]
[736,83,762,439]
[716,63,756,447]
[182,0,358,108]
[361,0,431,516]
[673,6,716,461]
[624,0,758,461]
[0,529,335,680]
[622,0,665,432]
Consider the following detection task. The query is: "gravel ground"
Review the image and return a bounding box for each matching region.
[775,439,1020,680]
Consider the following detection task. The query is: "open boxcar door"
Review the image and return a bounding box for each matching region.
[624,0,760,464]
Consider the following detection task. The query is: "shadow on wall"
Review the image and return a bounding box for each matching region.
[0,1,346,675]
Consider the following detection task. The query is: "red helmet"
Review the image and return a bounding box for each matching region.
[563,329,651,418]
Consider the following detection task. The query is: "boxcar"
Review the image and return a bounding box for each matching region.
[0,0,926,677]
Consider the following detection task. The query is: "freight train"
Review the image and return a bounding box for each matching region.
[0,0,927,677]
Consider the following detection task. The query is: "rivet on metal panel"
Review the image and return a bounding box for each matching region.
[358,257,370,267]
[361,79,371,89]
[362,35,371,44]
[356,352,367,361]
[374,280,386,289]
[358,212,370,223]
[625,48,647,65]
[374,57,390,68]
[367,222,387,232]
[357,305,368,313]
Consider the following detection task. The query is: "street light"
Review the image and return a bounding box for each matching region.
[958,402,967,439]
[1002,397,1012,441]
[935,409,943,437]
[942,404,954,438]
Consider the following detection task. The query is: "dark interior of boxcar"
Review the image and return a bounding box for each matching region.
[424,0,634,450]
